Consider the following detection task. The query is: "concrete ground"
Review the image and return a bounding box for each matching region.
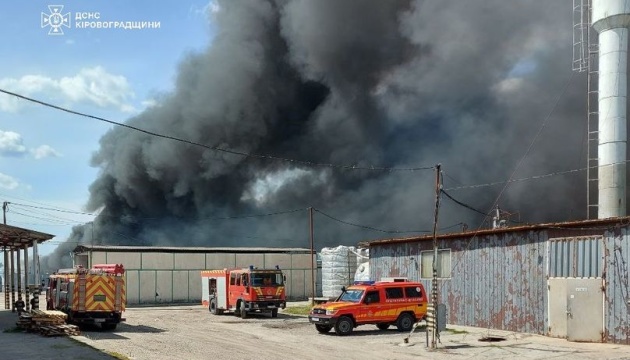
[0,296,114,360]
[0,296,628,360]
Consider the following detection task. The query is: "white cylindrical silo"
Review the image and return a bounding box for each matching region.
[592,0,630,218]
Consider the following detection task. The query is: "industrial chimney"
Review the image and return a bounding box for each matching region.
[592,0,630,218]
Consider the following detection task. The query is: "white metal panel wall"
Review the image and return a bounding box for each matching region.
[95,250,314,304]
[91,252,106,266]
[106,252,141,268]
[156,271,173,303]
[265,254,292,269]
[142,253,173,270]
[174,253,204,270]
[172,271,189,303]
[139,271,156,304]
[126,270,140,304]
[235,254,264,268]
[188,271,200,303]
[206,254,236,269]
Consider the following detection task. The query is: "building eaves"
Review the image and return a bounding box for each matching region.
[363,216,630,247]
[73,244,313,254]
[0,224,54,249]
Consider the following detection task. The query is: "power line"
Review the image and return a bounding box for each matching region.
[0,88,435,172]
[141,207,308,221]
[440,190,489,217]
[8,210,81,225]
[9,202,95,216]
[314,208,431,234]
[443,158,630,191]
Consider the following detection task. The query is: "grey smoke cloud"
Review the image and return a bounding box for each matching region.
[43,0,592,271]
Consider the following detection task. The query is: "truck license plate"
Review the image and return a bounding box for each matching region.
[311,317,319,322]
[268,305,275,308]
[94,319,105,323]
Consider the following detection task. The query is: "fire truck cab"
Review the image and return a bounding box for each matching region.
[202,266,286,318]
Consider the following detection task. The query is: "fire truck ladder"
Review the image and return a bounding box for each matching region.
[573,0,599,219]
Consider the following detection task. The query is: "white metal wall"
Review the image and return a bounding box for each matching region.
[88,250,314,304]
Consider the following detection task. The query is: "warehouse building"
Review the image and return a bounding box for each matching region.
[72,245,315,304]
[366,217,630,344]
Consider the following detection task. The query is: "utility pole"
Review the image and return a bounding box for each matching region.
[309,207,315,306]
[430,164,442,349]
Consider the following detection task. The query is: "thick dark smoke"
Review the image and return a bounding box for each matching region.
[44,0,591,271]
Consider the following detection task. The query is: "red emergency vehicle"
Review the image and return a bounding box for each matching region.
[201,266,286,318]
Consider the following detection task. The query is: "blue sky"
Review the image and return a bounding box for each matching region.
[0,0,217,257]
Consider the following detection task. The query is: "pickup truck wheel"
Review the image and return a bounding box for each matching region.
[396,313,415,332]
[271,308,278,318]
[334,316,354,336]
[376,323,390,330]
[315,324,332,333]
[240,302,248,319]
[210,299,217,315]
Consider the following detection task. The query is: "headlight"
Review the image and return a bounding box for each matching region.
[326,309,337,316]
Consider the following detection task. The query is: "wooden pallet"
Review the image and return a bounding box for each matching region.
[39,325,65,337]
[16,310,80,337]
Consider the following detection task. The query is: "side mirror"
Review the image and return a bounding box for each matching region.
[341,286,346,293]
[283,275,287,282]
[365,297,371,305]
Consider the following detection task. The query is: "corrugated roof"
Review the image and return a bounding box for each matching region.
[73,244,313,254]
[364,216,630,247]
[0,223,54,249]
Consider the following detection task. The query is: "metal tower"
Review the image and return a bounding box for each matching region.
[592,0,630,218]
[574,0,630,219]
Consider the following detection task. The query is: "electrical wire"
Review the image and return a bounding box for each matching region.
[0,88,434,172]
[141,207,308,221]
[440,190,489,217]
[314,208,431,234]
[443,158,630,192]
[8,210,81,225]
[9,202,95,216]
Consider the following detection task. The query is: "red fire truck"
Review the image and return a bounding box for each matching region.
[47,264,126,330]
[201,266,286,318]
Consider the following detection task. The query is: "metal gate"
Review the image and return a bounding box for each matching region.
[547,237,604,342]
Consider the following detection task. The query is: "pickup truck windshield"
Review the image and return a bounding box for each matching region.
[251,272,284,286]
[339,289,364,303]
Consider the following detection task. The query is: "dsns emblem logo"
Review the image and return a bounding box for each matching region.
[41,5,71,35]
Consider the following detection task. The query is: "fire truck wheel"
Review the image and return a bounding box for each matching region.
[334,316,354,336]
[376,323,390,330]
[396,313,415,332]
[271,309,278,318]
[101,323,117,331]
[210,299,217,315]
[240,302,248,319]
[315,324,332,333]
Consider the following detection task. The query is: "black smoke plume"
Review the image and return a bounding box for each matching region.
[44,0,590,270]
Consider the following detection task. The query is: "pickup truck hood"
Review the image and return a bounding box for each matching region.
[315,302,356,311]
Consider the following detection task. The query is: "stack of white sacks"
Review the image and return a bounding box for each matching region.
[320,245,370,298]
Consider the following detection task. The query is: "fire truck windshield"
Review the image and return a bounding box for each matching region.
[251,272,284,286]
